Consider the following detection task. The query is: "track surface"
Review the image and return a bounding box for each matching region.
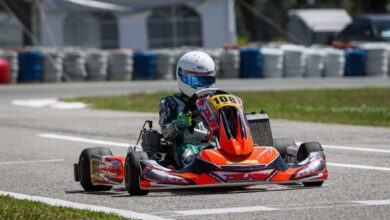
[1,78,390,219]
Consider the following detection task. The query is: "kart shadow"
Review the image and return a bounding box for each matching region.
[109,184,307,198]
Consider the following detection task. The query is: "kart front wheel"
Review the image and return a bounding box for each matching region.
[78,147,113,191]
[298,142,325,187]
[125,151,149,196]
[273,138,297,158]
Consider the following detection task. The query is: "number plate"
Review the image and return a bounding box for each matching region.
[208,94,239,112]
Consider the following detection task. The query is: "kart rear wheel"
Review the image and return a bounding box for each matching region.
[79,147,113,191]
[273,138,297,158]
[125,151,149,196]
[298,142,325,187]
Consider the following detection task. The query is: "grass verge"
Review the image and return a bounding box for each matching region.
[63,88,390,127]
[0,195,128,220]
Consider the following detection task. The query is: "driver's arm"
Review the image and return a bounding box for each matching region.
[159,97,181,140]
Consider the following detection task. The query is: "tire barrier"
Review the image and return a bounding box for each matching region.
[304,48,324,77]
[239,48,262,78]
[42,49,63,82]
[0,50,18,83]
[63,49,87,81]
[154,49,177,80]
[219,49,240,79]
[344,48,366,77]
[281,45,306,78]
[0,59,10,84]
[108,49,133,81]
[86,50,108,81]
[361,43,388,77]
[261,47,283,78]
[133,51,157,80]
[18,50,42,83]
[2,44,390,86]
[323,48,345,77]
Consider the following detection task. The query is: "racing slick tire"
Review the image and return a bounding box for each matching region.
[298,142,325,187]
[79,147,113,191]
[273,138,297,157]
[273,138,298,163]
[125,151,149,196]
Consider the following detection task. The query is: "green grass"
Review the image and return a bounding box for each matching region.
[0,195,128,220]
[63,88,390,127]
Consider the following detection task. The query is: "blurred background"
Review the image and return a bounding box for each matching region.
[0,0,390,83]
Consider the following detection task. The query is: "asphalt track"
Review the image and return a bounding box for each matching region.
[1,78,390,219]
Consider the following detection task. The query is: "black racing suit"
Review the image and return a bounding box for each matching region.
[159,92,209,167]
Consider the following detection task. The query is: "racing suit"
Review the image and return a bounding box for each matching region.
[159,92,209,167]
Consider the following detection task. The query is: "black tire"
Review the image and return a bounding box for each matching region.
[297,142,323,162]
[273,138,297,158]
[298,142,325,187]
[303,181,324,187]
[125,151,149,196]
[78,147,113,191]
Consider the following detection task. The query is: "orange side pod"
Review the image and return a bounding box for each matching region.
[218,111,254,156]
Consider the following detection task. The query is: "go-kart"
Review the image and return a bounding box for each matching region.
[74,88,328,195]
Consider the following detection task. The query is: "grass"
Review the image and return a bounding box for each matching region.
[0,195,128,220]
[63,88,390,127]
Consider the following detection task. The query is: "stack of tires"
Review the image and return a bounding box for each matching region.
[361,43,388,77]
[18,50,42,83]
[0,58,10,84]
[133,51,157,80]
[239,47,262,78]
[0,50,18,83]
[261,47,283,78]
[86,50,108,81]
[63,49,87,81]
[219,49,240,79]
[107,49,133,81]
[155,49,177,80]
[42,49,63,82]
[344,48,366,77]
[323,48,345,77]
[304,48,324,77]
[281,45,306,78]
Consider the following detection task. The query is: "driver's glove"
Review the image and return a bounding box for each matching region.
[176,112,192,129]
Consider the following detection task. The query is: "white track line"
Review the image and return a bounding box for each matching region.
[172,206,277,216]
[296,142,390,154]
[354,199,390,206]
[38,133,130,147]
[328,163,390,171]
[0,159,64,165]
[0,190,165,220]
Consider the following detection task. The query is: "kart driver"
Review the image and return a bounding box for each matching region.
[159,51,216,168]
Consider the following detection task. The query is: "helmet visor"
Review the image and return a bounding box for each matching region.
[179,70,216,87]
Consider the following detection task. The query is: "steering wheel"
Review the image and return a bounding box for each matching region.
[183,88,231,114]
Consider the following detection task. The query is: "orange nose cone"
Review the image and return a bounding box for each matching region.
[218,114,254,156]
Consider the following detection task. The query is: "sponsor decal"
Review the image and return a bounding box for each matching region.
[213,169,274,182]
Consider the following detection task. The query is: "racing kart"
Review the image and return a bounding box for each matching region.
[74,88,328,195]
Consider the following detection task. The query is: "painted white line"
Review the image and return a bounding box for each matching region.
[38,133,130,148]
[323,144,390,154]
[296,142,390,154]
[0,190,165,220]
[0,159,65,165]
[173,206,277,216]
[11,99,87,110]
[328,163,390,171]
[354,199,390,206]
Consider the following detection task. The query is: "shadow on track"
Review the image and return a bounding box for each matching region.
[109,184,308,198]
